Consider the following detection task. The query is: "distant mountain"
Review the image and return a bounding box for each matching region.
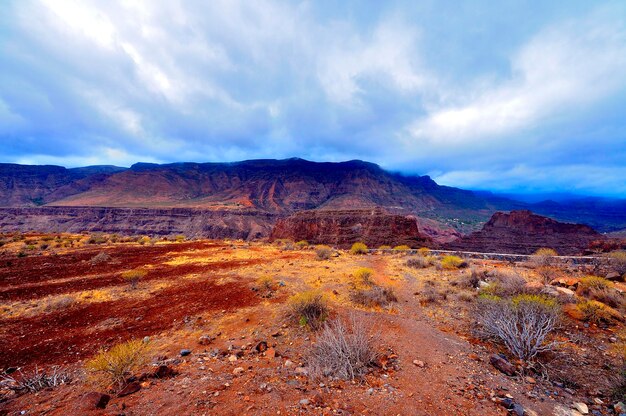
[0,159,624,233]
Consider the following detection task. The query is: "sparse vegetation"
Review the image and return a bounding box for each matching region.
[44,295,75,312]
[350,242,368,255]
[351,285,397,308]
[315,245,332,260]
[480,269,528,297]
[352,267,374,287]
[308,315,378,380]
[85,339,151,389]
[609,250,626,276]
[295,240,309,249]
[393,245,410,251]
[121,269,147,289]
[288,290,329,330]
[417,247,430,256]
[175,234,186,242]
[378,245,391,250]
[406,255,433,269]
[441,255,467,270]
[1,366,71,393]
[475,294,560,361]
[577,300,613,325]
[530,248,558,268]
[87,233,108,245]
[90,251,111,265]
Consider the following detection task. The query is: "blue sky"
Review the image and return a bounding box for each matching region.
[1,1,626,197]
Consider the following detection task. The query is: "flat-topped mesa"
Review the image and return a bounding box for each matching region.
[445,210,604,255]
[269,208,432,248]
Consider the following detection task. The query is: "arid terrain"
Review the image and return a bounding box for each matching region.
[1,233,626,415]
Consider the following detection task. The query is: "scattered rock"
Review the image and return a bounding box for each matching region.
[82,392,110,409]
[525,376,536,384]
[265,347,276,358]
[198,335,214,345]
[489,354,516,376]
[524,409,539,416]
[233,367,245,375]
[228,354,238,362]
[180,349,191,357]
[512,403,524,416]
[255,341,268,353]
[294,367,308,375]
[563,303,585,321]
[118,381,141,397]
[573,402,588,414]
[555,287,576,297]
[284,359,294,367]
[615,402,626,414]
[606,272,621,281]
[299,399,310,406]
[153,364,176,379]
[412,360,425,368]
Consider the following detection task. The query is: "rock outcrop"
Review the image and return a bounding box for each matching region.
[270,209,432,248]
[446,210,603,255]
[0,207,277,240]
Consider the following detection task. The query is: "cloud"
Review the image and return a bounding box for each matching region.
[0,0,625,196]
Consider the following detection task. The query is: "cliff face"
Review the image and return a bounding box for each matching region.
[0,207,276,240]
[269,209,432,248]
[445,210,603,255]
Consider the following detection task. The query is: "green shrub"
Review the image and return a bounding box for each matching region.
[350,242,368,255]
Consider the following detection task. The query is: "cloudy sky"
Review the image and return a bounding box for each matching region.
[1,1,626,197]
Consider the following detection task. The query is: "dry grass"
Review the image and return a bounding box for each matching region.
[308,315,379,380]
[85,339,151,389]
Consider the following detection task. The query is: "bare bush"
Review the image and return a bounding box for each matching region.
[90,252,111,265]
[474,294,560,361]
[530,248,558,268]
[482,269,528,297]
[44,295,76,312]
[308,315,378,380]
[451,268,483,289]
[609,251,626,276]
[1,366,71,394]
[406,256,432,269]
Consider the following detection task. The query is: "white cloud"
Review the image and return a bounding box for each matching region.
[409,12,626,143]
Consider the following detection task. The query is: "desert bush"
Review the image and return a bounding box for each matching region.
[419,286,447,305]
[87,233,108,245]
[393,245,411,251]
[85,339,151,389]
[609,251,626,276]
[175,235,186,242]
[480,269,527,297]
[577,300,613,325]
[255,275,276,297]
[350,242,368,255]
[530,248,558,268]
[90,252,111,265]
[1,366,71,393]
[406,256,433,269]
[451,268,483,289]
[44,295,75,312]
[417,247,431,256]
[353,267,374,287]
[315,245,332,260]
[288,291,329,330]
[441,255,467,270]
[577,277,623,309]
[475,294,560,361]
[351,285,397,308]
[295,240,309,249]
[378,245,392,250]
[308,315,378,380]
[121,269,147,289]
[535,266,559,283]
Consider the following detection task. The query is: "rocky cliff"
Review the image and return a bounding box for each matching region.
[445,210,603,255]
[0,207,276,240]
[270,209,432,248]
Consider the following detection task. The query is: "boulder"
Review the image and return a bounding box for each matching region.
[489,354,516,376]
[118,381,141,397]
[82,392,110,409]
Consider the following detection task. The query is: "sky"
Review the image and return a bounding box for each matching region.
[1,1,626,197]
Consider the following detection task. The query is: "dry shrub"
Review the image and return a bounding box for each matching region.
[378,245,392,250]
[308,315,378,380]
[530,248,558,268]
[44,295,75,312]
[475,294,560,361]
[577,276,623,307]
[577,300,613,325]
[351,285,397,308]
[288,291,329,330]
[419,286,447,305]
[350,242,368,255]
[121,269,147,289]
[406,256,433,269]
[87,233,108,245]
[255,275,276,297]
[175,234,186,242]
[452,268,483,289]
[441,255,467,270]
[535,266,559,283]
[295,240,309,249]
[481,269,528,297]
[1,366,71,394]
[353,267,374,287]
[417,247,430,256]
[609,250,626,276]
[393,245,411,251]
[85,339,151,389]
[90,252,111,265]
[315,245,332,260]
